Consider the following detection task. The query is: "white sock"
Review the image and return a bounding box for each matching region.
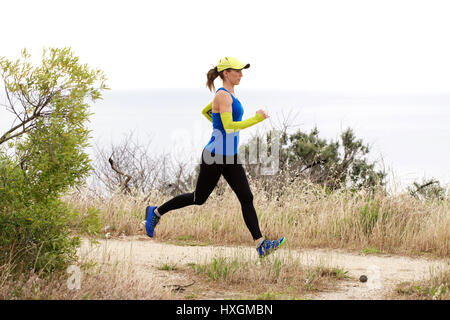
[153,207,161,217]
[256,238,265,248]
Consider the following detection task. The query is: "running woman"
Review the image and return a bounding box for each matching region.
[145,57,285,257]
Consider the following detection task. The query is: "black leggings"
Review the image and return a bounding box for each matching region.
[157,148,263,240]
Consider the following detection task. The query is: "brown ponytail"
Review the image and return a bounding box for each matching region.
[206,66,224,92]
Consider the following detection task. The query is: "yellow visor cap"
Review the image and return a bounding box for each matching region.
[216,57,250,72]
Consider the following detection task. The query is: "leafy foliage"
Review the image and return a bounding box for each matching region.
[0,48,107,273]
[407,178,446,201]
[241,126,386,191]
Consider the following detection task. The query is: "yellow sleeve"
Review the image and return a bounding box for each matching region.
[220,112,265,134]
[201,102,213,123]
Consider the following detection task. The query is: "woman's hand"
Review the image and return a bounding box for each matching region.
[256,109,270,119]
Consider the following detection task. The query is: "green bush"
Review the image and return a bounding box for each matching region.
[240,126,386,194]
[67,206,103,237]
[408,178,447,202]
[0,156,80,272]
[0,47,107,273]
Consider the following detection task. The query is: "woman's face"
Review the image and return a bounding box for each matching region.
[224,69,243,85]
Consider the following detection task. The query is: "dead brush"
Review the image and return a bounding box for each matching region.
[63,177,449,258]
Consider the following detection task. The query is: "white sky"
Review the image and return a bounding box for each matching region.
[1,0,450,94]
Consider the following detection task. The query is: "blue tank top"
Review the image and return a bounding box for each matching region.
[204,87,244,155]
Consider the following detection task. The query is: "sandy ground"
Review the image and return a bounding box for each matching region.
[79,236,449,300]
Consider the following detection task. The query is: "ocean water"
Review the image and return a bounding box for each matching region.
[1,89,449,191]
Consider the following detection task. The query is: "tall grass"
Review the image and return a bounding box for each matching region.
[0,246,173,300]
[63,177,450,258]
[189,252,349,298]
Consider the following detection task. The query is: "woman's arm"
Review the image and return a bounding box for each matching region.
[201,102,213,122]
[220,112,265,133]
[215,92,266,134]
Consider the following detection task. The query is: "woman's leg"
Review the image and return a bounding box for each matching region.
[157,153,223,215]
[222,161,263,241]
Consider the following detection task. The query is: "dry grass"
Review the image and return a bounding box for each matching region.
[389,266,449,300]
[183,252,349,299]
[0,251,173,300]
[63,177,450,258]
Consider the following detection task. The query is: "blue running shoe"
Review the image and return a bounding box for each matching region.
[257,237,286,257]
[145,206,160,238]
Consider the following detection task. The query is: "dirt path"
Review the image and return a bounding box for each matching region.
[79,236,448,300]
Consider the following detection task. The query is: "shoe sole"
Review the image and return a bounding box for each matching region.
[142,206,150,227]
[145,206,149,220]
